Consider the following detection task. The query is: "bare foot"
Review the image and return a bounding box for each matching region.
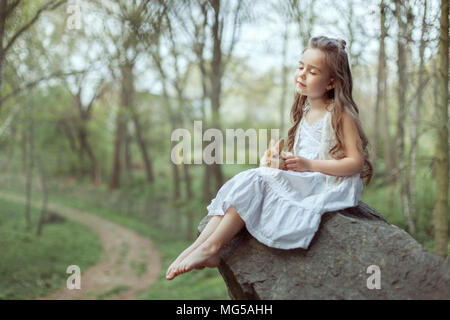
[169,243,220,280]
[166,244,199,280]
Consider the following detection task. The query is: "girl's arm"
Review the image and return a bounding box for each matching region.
[309,112,363,176]
[309,158,362,176]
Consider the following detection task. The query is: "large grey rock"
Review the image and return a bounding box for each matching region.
[197,201,450,300]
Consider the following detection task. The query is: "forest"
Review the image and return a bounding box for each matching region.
[0,0,448,300]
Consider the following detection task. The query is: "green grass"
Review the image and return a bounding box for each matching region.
[96,285,130,300]
[0,197,102,299]
[0,172,231,300]
[42,195,230,300]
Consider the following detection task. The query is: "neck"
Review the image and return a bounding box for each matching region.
[307,97,333,111]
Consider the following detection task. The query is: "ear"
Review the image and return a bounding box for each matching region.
[327,78,335,91]
[277,139,284,151]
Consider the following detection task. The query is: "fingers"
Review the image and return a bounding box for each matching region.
[284,158,297,164]
[285,161,296,170]
[284,155,298,162]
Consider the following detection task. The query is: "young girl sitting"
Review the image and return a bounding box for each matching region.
[166,35,373,281]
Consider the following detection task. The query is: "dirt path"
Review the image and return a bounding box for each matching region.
[0,191,161,300]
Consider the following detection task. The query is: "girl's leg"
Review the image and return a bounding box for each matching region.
[200,206,245,250]
[166,215,223,279]
[170,206,245,279]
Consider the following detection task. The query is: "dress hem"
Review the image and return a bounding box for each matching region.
[207,201,320,251]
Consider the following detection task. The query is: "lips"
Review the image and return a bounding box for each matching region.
[297,81,306,87]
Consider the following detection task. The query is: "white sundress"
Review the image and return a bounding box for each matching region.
[206,103,363,250]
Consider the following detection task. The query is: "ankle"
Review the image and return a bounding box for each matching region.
[201,240,221,255]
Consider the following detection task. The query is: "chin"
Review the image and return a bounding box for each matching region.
[295,86,306,95]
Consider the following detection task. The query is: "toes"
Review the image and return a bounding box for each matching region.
[177,264,185,274]
[181,264,189,273]
[166,265,178,280]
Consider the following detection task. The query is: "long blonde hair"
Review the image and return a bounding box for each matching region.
[287,36,373,186]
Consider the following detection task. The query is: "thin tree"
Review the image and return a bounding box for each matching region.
[205,0,249,192]
[393,0,416,235]
[409,0,431,236]
[374,0,390,167]
[24,91,35,230]
[35,145,49,236]
[433,0,448,258]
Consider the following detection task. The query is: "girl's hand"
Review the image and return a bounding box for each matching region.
[284,155,312,172]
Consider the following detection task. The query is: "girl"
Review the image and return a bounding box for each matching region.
[166,36,373,281]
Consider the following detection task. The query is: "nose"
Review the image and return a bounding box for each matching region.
[295,68,305,82]
[298,67,306,78]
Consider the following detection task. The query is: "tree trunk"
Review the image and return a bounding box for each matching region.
[279,22,289,135]
[109,107,126,190]
[394,0,415,235]
[0,50,3,111]
[35,150,49,237]
[183,164,193,200]
[196,2,213,204]
[25,94,34,230]
[152,46,181,200]
[374,0,388,164]
[0,0,6,111]
[381,0,394,174]
[183,163,194,241]
[210,0,224,192]
[124,121,133,182]
[197,42,213,204]
[433,0,449,259]
[121,63,154,183]
[131,111,154,183]
[1,122,16,172]
[78,126,101,185]
[202,136,213,203]
[21,124,27,173]
[409,0,428,234]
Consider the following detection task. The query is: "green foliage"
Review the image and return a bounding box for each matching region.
[362,165,450,255]
[0,197,101,299]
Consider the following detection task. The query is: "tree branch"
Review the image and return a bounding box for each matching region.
[3,0,67,54]
[5,0,21,17]
[0,69,83,105]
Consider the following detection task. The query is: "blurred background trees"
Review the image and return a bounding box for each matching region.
[0,0,448,260]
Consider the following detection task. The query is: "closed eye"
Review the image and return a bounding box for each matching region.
[298,66,317,75]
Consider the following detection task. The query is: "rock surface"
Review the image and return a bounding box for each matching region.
[197,201,450,300]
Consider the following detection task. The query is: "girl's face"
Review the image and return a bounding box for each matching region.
[294,48,334,99]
